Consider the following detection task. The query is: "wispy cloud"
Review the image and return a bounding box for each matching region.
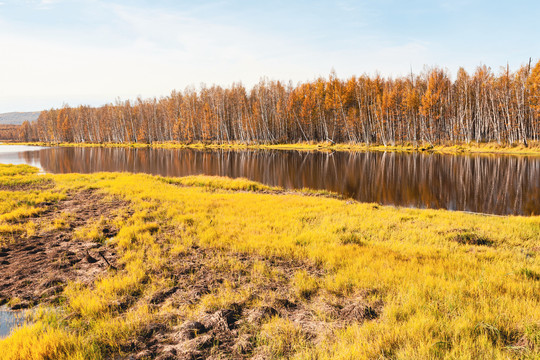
[0,0,537,112]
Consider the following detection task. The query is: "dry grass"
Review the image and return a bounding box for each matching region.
[9,140,540,155]
[0,164,538,359]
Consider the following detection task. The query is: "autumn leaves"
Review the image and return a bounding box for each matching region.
[24,61,540,146]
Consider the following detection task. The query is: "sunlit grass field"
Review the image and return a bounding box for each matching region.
[0,163,538,359]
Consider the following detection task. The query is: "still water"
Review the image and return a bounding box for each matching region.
[1,145,539,215]
[0,306,25,338]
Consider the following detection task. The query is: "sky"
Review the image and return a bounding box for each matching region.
[0,0,538,113]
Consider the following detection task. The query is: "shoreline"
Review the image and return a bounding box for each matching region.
[4,140,540,155]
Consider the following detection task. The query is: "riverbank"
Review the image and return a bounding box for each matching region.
[7,140,540,155]
[0,164,539,359]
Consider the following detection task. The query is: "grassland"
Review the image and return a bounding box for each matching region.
[0,164,538,359]
[7,140,540,155]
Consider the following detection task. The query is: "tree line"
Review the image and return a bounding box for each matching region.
[20,61,540,146]
[0,125,20,140]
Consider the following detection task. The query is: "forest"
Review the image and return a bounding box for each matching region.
[0,125,20,140]
[21,61,540,146]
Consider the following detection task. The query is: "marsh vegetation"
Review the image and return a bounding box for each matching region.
[0,163,538,359]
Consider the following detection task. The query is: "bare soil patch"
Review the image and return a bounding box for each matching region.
[122,246,383,360]
[0,188,127,309]
[0,182,383,359]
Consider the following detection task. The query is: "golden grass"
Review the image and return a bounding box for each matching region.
[0,164,538,359]
[0,322,83,360]
[0,170,62,242]
[0,164,40,176]
[258,317,310,357]
[9,140,540,155]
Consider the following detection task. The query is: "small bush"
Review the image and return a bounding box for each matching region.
[453,232,493,246]
[519,268,540,281]
[340,232,364,246]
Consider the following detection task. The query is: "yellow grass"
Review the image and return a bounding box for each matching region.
[9,140,540,155]
[0,164,538,359]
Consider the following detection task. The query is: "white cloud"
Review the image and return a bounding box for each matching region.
[0,1,440,111]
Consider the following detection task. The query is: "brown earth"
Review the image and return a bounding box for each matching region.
[120,246,383,360]
[0,188,127,309]
[0,183,383,359]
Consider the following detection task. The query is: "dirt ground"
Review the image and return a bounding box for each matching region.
[0,185,383,359]
[0,189,125,309]
[119,245,383,360]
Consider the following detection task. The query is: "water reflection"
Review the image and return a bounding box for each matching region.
[4,146,540,215]
[0,144,45,170]
[0,306,25,338]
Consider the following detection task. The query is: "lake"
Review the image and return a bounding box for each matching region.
[0,306,25,338]
[1,145,539,216]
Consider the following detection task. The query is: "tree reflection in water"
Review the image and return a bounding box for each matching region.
[17,147,540,216]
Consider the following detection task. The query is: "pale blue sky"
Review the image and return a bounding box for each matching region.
[0,0,538,112]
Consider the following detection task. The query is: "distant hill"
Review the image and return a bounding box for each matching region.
[0,111,40,125]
